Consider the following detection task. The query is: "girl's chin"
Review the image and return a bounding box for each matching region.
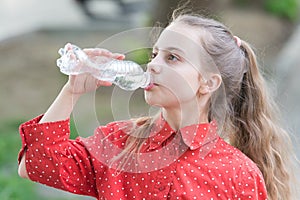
[145,98,158,106]
[145,95,171,108]
[144,96,162,107]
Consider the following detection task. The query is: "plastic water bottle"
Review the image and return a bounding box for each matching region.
[56,44,151,91]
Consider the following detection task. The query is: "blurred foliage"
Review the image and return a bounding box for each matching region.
[70,117,79,139]
[0,118,80,200]
[264,0,299,20]
[125,48,152,68]
[236,0,299,20]
[0,119,39,200]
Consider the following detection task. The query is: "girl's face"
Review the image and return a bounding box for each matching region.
[144,23,207,109]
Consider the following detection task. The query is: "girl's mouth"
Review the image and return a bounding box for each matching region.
[144,82,157,91]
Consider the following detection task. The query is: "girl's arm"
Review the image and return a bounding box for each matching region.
[18,46,125,178]
[39,74,111,123]
[18,73,111,179]
[18,84,78,178]
[38,84,81,123]
[39,44,125,123]
[17,114,102,197]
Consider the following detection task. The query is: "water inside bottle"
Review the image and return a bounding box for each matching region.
[114,72,150,90]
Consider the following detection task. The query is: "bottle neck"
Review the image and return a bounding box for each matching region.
[140,72,151,88]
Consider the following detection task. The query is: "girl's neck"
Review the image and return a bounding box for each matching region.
[162,104,208,131]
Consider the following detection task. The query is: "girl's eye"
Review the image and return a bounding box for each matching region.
[167,54,179,62]
[150,52,157,60]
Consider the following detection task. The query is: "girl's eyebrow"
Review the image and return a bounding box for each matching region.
[153,46,186,55]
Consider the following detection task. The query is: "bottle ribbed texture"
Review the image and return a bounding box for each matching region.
[56,44,150,91]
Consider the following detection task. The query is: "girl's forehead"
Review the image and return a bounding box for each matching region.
[156,24,203,51]
[155,23,208,64]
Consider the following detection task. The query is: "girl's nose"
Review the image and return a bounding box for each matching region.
[147,62,162,74]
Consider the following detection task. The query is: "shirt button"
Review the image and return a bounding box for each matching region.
[158,186,166,191]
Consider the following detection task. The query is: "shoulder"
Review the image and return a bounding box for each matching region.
[213,138,263,175]
[211,138,267,197]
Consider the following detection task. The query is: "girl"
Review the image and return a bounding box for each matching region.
[18,9,296,200]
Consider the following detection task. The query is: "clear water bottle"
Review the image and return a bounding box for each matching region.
[56,44,151,91]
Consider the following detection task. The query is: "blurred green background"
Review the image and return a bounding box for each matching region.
[1,0,299,199]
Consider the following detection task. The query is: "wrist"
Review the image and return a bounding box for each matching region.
[62,84,82,99]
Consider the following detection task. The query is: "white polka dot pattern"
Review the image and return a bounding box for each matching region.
[18,115,268,199]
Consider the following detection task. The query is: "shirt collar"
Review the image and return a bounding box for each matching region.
[148,113,218,150]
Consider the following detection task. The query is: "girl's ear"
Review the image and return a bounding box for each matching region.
[207,74,222,92]
[199,74,222,94]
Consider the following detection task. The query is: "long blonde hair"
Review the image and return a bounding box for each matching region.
[170,11,298,199]
[110,10,298,200]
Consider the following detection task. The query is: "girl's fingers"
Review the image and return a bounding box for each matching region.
[83,48,113,57]
[112,53,126,60]
[65,43,73,51]
[83,48,125,60]
[96,80,113,87]
[65,45,121,59]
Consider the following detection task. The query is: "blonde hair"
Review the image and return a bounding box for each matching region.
[110,9,298,200]
[171,11,297,199]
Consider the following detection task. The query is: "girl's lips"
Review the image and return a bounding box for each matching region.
[144,82,156,91]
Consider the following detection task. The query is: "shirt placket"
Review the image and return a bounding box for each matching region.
[152,166,175,199]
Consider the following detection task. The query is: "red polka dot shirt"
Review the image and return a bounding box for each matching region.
[18,114,268,199]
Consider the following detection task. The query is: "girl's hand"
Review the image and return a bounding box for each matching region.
[63,43,125,95]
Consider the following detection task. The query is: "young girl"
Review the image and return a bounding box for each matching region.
[18,9,296,200]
